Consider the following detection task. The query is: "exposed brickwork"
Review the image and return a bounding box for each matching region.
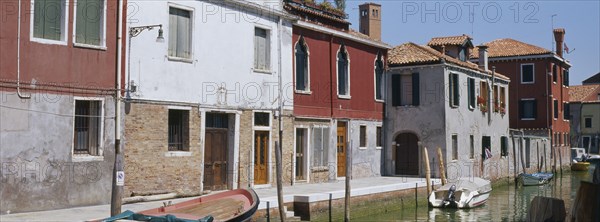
[124,102,202,197]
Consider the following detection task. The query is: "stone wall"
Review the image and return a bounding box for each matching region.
[123,102,202,197]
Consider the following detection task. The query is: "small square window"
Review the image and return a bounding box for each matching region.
[254,112,270,127]
[585,117,593,128]
[521,64,534,84]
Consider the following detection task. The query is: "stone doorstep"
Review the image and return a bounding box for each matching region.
[256,178,441,210]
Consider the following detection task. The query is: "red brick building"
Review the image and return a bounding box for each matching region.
[472,29,572,169]
[284,1,390,183]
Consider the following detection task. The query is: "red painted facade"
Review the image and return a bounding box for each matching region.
[291,27,387,121]
[490,57,570,142]
[0,0,126,94]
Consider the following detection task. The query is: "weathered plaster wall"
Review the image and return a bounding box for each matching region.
[384,65,447,177]
[0,92,117,213]
[347,120,382,179]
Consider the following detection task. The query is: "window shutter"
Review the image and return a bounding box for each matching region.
[177,10,190,58]
[453,74,459,106]
[412,73,420,106]
[392,74,401,106]
[519,100,525,118]
[168,9,177,57]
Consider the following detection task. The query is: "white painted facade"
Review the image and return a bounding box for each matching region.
[127,0,293,110]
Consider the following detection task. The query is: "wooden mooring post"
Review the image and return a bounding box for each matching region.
[344,141,352,222]
[275,142,285,222]
[437,147,446,185]
[527,196,566,222]
[424,147,431,195]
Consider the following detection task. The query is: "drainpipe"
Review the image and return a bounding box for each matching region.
[276,16,286,222]
[16,0,30,99]
[489,67,495,125]
[110,0,124,216]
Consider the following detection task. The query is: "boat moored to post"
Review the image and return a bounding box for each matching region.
[428,177,492,209]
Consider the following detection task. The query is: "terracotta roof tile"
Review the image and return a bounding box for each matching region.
[569,84,600,102]
[471,38,552,59]
[427,34,472,46]
[389,42,509,80]
[284,3,350,25]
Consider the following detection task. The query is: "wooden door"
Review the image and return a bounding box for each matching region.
[295,129,306,181]
[395,133,419,175]
[204,129,228,191]
[337,122,347,177]
[254,131,269,185]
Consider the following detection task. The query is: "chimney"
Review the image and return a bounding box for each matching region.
[554,28,565,57]
[359,3,381,41]
[477,45,489,71]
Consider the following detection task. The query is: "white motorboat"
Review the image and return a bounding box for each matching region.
[428,177,492,209]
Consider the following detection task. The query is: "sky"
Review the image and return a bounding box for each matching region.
[341,0,600,85]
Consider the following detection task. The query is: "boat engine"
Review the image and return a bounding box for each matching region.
[442,185,457,207]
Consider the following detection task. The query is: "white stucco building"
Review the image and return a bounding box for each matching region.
[123,0,296,196]
[384,36,515,181]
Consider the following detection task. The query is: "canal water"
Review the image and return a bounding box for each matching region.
[351,169,593,221]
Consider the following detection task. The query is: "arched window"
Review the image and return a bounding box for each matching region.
[375,52,384,100]
[295,37,309,91]
[337,44,350,96]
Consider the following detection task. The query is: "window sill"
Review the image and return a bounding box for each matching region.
[338,95,351,100]
[521,118,536,121]
[521,82,535,84]
[73,43,107,51]
[295,90,312,95]
[375,146,382,150]
[311,166,329,172]
[394,105,417,108]
[31,37,68,46]
[375,99,385,103]
[167,56,194,63]
[450,105,459,109]
[253,68,273,74]
[358,146,367,150]
[164,151,193,157]
[72,155,104,162]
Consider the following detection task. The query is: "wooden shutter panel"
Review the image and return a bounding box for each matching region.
[392,75,401,106]
[453,74,459,106]
[412,73,420,106]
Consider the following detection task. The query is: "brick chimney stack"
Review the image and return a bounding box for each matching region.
[359,3,381,41]
[477,45,489,71]
[554,28,565,57]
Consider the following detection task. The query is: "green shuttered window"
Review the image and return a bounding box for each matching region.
[34,0,64,41]
[391,73,419,106]
[75,0,104,46]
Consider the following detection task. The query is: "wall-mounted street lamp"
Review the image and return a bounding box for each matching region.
[126,24,163,109]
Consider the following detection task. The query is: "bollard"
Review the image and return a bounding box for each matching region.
[266,201,270,222]
[329,193,332,222]
[415,183,418,208]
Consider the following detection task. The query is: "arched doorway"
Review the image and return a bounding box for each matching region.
[394,133,419,175]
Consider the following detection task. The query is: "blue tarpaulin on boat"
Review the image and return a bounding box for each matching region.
[101,210,214,222]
